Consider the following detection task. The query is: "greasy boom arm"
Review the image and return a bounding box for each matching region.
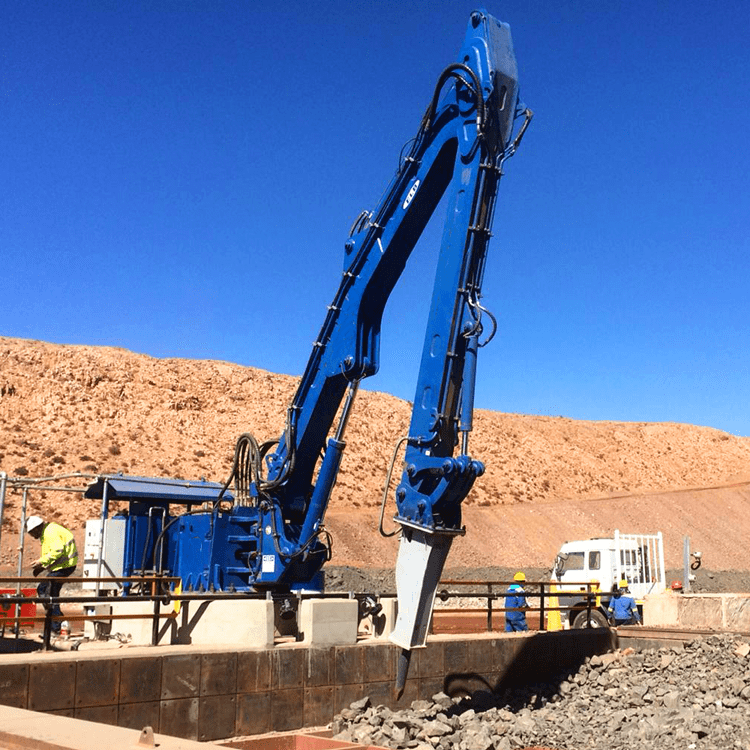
[225,8,529,654]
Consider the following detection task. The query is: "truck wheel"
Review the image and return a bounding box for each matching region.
[572,609,608,629]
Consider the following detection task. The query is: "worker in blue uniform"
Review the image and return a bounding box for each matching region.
[607,578,642,626]
[505,571,529,631]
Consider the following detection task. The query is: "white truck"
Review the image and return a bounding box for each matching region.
[550,530,666,628]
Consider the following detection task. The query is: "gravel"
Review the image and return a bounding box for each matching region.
[332,634,750,750]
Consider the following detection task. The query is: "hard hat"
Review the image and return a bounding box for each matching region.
[618,578,628,589]
[26,516,44,533]
[513,571,526,582]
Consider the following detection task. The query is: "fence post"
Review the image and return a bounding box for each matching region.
[42,603,52,651]
[539,583,546,631]
[485,584,493,631]
[0,472,7,555]
[151,591,161,646]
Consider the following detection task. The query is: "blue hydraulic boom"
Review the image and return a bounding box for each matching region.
[226,7,529,582]
[92,8,530,694]
[222,8,531,689]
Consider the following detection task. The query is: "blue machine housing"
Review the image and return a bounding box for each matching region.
[84,475,324,592]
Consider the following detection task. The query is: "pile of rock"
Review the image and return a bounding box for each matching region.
[332,634,750,750]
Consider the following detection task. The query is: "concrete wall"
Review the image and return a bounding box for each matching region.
[645,591,750,630]
[0,630,615,742]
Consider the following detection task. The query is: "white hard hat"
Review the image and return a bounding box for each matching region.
[26,516,44,532]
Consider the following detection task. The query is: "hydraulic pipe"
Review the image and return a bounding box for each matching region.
[298,437,345,549]
[334,380,360,441]
[459,333,479,453]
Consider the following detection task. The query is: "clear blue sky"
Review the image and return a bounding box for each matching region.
[3,1,749,436]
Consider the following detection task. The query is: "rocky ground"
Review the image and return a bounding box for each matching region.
[332,635,750,750]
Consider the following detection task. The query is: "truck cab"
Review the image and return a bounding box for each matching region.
[551,530,665,628]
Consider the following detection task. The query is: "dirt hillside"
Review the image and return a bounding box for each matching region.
[1,336,749,573]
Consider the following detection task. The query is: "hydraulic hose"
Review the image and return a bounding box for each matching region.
[425,63,486,133]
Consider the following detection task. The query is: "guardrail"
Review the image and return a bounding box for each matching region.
[0,574,182,649]
[0,575,606,651]
[434,579,603,632]
[0,574,399,651]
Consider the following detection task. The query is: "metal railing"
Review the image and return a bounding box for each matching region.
[0,573,401,651]
[0,574,610,654]
[434,579,603,632]
[0,574,181,650]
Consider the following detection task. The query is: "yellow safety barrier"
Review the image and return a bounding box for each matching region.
[546,583,562,631]
[174,581,182,615]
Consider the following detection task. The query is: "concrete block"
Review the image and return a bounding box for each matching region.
[722,595,750,630]
[379,597,398,637]
[643,591,680,627]
[175,599,274,647]
[679,594,723,629]
[108,601,157,645]
[646,592,750,631]
[83,603,113,640]
[359,596,397,639]
[300,598,358,645]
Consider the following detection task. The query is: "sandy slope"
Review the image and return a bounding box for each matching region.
[1,336,749,572]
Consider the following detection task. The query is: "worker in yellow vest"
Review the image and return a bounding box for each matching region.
[26,516,79,634]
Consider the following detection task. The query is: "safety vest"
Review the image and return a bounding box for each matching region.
[39,522,78,571]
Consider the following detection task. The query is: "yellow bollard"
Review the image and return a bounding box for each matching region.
[546,583,562,631]
[173,582,182,615]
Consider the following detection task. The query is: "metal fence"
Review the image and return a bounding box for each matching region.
[433,579,602,632]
